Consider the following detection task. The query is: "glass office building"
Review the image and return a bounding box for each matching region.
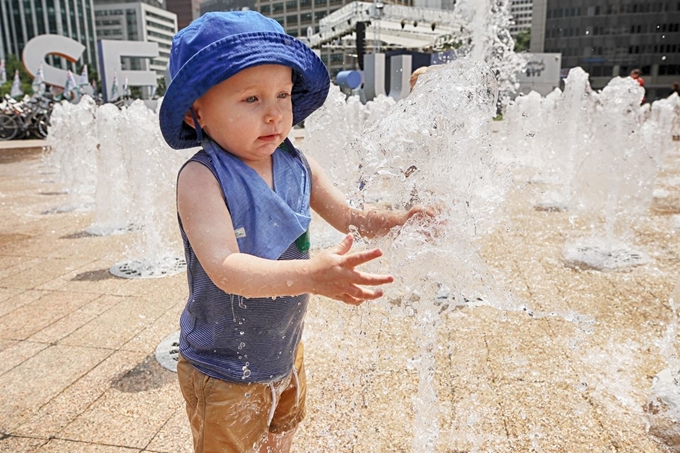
[0,0,98,69]
[94,0,177,77]
[532,0,680,100]
[510,0,533,36]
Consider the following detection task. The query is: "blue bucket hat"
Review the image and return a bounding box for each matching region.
[159,11,330,150]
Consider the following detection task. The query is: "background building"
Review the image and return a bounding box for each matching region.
[166,0,202,29]
[531,0,680,101]
[201,0,255,15]
[0,0,98,70]
[509,0,532,36]
[254,0,350,76]
[94,0,177,78]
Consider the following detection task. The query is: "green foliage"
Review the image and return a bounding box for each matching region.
[514,29,531,53]
[155,76,166,97]
[0,54,32,98]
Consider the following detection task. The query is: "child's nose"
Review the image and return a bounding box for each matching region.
[264,103,283,123]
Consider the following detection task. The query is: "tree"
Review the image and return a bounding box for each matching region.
[0,54,32,97]
[514,29,531,52]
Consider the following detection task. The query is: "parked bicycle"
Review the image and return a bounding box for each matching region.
[0,93,54,141]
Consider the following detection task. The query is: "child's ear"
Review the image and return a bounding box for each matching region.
[183,108,197,130]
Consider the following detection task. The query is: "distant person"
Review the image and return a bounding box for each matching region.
[630,68,647,104]
[409,66,430,92]
[669,82,680,98]
[158,11,437,453]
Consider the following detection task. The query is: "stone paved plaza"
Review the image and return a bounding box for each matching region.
[1,138,679,452]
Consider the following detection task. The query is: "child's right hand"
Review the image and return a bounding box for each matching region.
[307,233,394,305]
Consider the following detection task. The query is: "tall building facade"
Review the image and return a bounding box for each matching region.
[532,0,680,100]
[254,0,350,77]
[509,0,532,36]
[0,0,98,69]
[200,0,255,14]
[94,0,177,78]
[166,0,201,29]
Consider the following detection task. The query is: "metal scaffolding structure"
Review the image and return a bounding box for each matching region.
[303,1,464,51]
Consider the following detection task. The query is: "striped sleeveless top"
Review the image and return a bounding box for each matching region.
[177,149,310,383]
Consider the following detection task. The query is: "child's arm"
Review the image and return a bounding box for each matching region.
[177,162,393,305]
[307,155,432,238]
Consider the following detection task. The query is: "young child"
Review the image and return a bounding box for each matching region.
[159,11,430,453]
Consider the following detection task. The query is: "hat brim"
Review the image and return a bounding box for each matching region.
[160,32,330,150]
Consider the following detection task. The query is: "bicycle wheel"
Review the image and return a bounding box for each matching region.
[0,114,18,141]
[35,113,50,138]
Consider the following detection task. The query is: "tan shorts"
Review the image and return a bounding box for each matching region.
[177,344,306,453]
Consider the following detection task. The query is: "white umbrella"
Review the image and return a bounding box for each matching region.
[31,64,46,95]
[110,72,120,101]
[10,70,23,98]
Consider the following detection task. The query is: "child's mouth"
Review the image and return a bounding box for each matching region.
[259,133,280,142]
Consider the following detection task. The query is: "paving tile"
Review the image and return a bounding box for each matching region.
[0,290,101,340]
[497,379,614,453]
[60,362,181,449]
[60,295,176,350]
[0,256,96,290]
[0,286,23,305]
[0,435,47,452]
[26,295,122,344]
[2,141,680,451]
[0,256,40,281]
[0,340,49,376]
[0,344,110,433]
[145,407,193,453]
[32,439,142,452]
[120,301,183,353]
[13,350,142,439]
[0,289,52,318]
[484,317,576,384]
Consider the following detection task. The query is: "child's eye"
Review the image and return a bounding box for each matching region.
[278,92,291,100]
[245,96,258,103]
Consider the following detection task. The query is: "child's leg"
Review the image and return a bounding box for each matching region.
[177,355,271,453]
[258,429,297,453]
[263,343,307,453]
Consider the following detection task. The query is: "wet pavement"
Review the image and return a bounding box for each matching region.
[1,139,679,452]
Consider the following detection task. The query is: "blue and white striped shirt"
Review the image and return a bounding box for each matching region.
[177,146,310,383]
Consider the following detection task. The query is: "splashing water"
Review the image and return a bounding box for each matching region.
[501,69,662,271]
[45,96,192,278]
[647,279,680,451]
[44,97,97,212]
[303,59,521,451]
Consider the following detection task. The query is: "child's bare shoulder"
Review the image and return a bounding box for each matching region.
[178,161,220,192]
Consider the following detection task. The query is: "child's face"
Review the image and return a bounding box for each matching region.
[192,64,294,164]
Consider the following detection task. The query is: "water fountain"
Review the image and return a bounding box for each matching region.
[500,68,666,272]
[297,61,679,452]
[45,96,190,278]
[37,1,680,450]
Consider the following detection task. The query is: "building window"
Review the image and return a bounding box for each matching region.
[659,64,680,75]
[287,14,298,24]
